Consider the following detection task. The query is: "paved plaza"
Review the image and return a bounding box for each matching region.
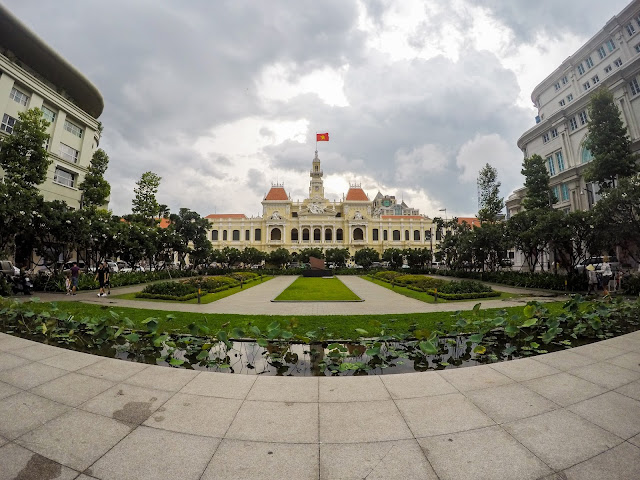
[0,277,639,479]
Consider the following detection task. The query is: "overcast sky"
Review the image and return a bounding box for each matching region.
[4,0,632,217]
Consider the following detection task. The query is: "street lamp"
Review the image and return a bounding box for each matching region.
[438,208,447,222]
[580,184,594,210]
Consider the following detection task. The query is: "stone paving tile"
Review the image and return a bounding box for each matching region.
[568,391,640,439]
[380,371,457,399]
[320,439,438,480]
[204,439,319,480]
[79,383,173,425]
[0,334,36,351]
[488,357,561,382]
[124,364,199,391]
[616,379,640,401]
[319,375,390,402]
[227,400,318,443]
[91,425,219,480]
[12,343,64,361]
[562,442,640,480]
[503,409,623,471]
[0,362,67,390]
[246,375,316,402]
[533,349,597,371]
[396,393,494,437]
[418,425,552,480]
[569,362,640,390]
[30,372,114,407]
[77,357,149,382]
[16,409,132,472]
[0,381,20,401]
[570,342,629,361]
[0,391,69,439]
[438,365,513,392]
[630,434,640,448]
[39,350,103,371]
[143,392,242,438]
[0,352,31,371]
[181,371,256,399]
[465,383,558,424]
[0,436,6,447]
[600,336,640,352]
[320,400,412,443]
[523,372,608,407]
[607,352,640,373]
[0,442,79,480]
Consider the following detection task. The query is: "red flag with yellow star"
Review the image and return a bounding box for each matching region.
[316,133,329,141]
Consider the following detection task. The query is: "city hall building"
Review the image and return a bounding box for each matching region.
[206,152,439,256]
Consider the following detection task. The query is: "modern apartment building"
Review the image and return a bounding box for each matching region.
[507,0,640,217]
[0,4,104,209]
[206,151,438,256]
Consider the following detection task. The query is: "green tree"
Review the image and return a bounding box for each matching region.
[404,247,432,269]
[269,247,291,269]
[219,246,242,268]
[0,108,50,254]
[298,247,324,263]
[79,149,111,209]
[132,171,161,219]
[325,248,350,268]
[354,247,379,269]
[584,88,639,191]
[521,154,555,210]
[240,247,265,267]
[477,163,504,223]
[382,248,404,269]
[167,208,209,269]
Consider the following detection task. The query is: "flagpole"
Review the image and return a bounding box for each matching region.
[315,131,317,152]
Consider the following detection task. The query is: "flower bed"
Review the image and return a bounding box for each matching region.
[136,273,260,301]
[372,271,500,299]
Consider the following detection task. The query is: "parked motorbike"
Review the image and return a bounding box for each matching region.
[10,274,33,295]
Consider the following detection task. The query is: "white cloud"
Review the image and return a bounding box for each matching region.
[394,144,448,183]
[455,133,522,187]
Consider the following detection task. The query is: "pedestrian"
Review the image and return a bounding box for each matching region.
[600,256,613,296]
[104,262,111,295]
[70,262,80,295]
[95,261,107,297]
[586,264,597,295]
[64,272,72,295]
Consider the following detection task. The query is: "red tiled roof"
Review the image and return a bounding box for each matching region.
[381,215,425,220]
[158,218,171,228]
[457,217,481,228]
[205,214,247,219]
[264,187,289,201]
[345,187,369,201]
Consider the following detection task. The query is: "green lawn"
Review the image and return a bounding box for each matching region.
[22,299,567,340]
[274,276,361,301]
[114,276,273,304]
[363,275,518,303]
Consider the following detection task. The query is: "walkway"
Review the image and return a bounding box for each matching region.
[1,331,639,479]
[33,275,564,315]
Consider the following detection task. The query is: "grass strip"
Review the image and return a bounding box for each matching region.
[24,299,566,340]
[274,277,361,301]
[363,275,518,303]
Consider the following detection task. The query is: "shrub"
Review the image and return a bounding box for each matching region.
[141,281,198,297]
[623,274,640,296]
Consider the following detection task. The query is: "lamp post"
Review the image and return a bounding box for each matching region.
[580,184,594,210]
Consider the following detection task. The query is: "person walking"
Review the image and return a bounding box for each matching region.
[65,272,72,295]
[95,262,107,297]
[600,256,613,296]
[70,262,80,295]
[586,264,598,295]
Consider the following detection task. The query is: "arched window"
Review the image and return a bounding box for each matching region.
[405,230,409,241]
[223,230,228,241]
[291,228,299,241]
[393,230,400,241]
[270,228,282,241]
[314,228,321,241]
[325,228,332,241]
[303,228,310,241]
[211,230,218,241]
[336,229,343,241]
[414,230,420,241]
[232,230,240,241]
[581,146,594,164]
[353,228,364,241]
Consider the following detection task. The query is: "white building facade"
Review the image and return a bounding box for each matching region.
[0,4,104,209]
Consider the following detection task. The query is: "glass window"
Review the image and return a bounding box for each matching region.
[336,229,343,241]
[325,228,332,241]
[53,167,75,187]
[581,147,594,164]
[607,39,616,51]
[59,143,79,163]
[313,228,321,241]
[577,63,585,75]
[626,23,636,37]
[41,106,56,123]
[1,113,17,133]
[579,110,588,125]
[291,228,298,241]
[585,56,594,68]
[562,76,568,85]
[255,228,261,241]
[592,75,599,84]
[614,58,623,67]
[569,117,578,131]
[631,78,640,96]
[436,229,442,241]
[567,93,573,102]
[64,120,83,138]
[413,230,420,241]
[561,184,570,202]
[583,81,590,91]
[211,230,218,241]
[372,228,379,241]
[554,82,561,91]
[425,230,431,240]
[559,99,565,107]
[551,128,558,138]
[598,46,607,59]
[232,230,240,241]
[404,230,409,241]
[552,186,559,204]
[302,228,309,241]
[392,230,400,241]
[223,230,228,241]
[542,133,550,143]
[547,156,556,176]
[245,230,250,241]
[383,230,388,241]
[636,44,640,54]
[556,151,565,172]
[9,87,28,106]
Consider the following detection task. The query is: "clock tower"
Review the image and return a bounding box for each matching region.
[309,151,325,199]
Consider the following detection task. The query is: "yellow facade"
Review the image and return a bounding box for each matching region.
[206,152,438,256]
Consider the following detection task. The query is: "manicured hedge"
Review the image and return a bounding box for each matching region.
[372,271,499,299]
[424,268,587,291]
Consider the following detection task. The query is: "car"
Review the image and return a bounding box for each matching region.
[576,256,620,274]
[106,261,119,273]
[116,261,132,273]
[0,260,18,278]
